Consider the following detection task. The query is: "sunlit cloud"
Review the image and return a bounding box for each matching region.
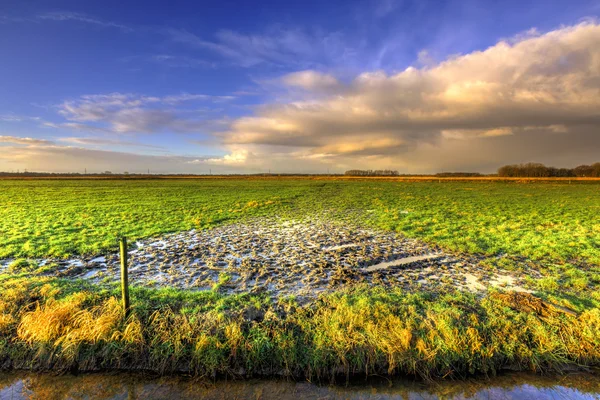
[0,145,242,174]
[281,70,342,93]
[215,22,600,172]
[190,149,251,165]
[57,137,166,150]
[0,135,53,146]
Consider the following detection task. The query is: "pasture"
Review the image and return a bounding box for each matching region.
[0,178,599,378]
[1,178,599,262]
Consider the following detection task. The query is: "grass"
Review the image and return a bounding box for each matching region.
[1,275,599,379]
[1,178,599,378]
[0,179,599,263]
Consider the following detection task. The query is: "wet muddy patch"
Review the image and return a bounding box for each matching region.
[0,218,539,300]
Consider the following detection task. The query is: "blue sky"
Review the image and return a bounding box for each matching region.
[1,0,599,173]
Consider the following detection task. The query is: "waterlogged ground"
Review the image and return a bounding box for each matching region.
[1,371,600,399]
[0,217,543,300]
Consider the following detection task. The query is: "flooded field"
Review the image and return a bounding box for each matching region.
[0,217,541,301]
[1,371,599,399]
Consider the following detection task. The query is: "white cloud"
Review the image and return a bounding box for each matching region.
[150,54,215,68]
[166,27,355,68]
[0,135,53,146]
[198,149,250,165]
[37,11,133,32]
[0,114,24,122]
[0,114,41,122]
[282,70,342,92]
[214,22,600,172]
[57,137,165,150]
[54,92,233,134]
[0,144,249,174]
[162,93,235,104]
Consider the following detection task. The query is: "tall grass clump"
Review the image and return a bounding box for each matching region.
[1,277,599,379]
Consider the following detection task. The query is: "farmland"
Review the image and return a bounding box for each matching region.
[1,178,599,262]
[0,178,599,379]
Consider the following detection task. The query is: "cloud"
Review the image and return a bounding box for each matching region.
[194,149,251,165]
[0,114,25,122]
[282,70,342,93]
[42,122,110,133]
[150,54,215,68]
[441,127,514,139]
[0,144,247,174]
[54,92,233,134]
[162,93,235,104]
[0,135,53,146]
[57,137,166,150]
[373,0,400,18]
[121,54,216,69]
[166,27,356,68]
[0,114,41,122]
[37,11,133,32]
[214,22,600,172]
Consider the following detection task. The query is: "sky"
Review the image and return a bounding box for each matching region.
[1,0,599,174]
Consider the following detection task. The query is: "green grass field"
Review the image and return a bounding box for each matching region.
[1,178,599,379]
[1,179,599,262]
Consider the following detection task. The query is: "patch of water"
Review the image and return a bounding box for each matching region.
[363,254,442,272]
[0,371,599,400]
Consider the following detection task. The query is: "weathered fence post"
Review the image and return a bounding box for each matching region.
[119,237,130,317]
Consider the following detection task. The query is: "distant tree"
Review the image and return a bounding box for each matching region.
[497,162,597,177]
[573,165,591,177]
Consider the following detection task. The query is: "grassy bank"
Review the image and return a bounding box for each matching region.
[1,275,599,379]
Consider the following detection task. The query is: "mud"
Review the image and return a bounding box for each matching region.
[0,218,541,301]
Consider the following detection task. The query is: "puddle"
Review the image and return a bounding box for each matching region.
[363,253,442,272]
[489,274,533,293]
[464,273,487,291]
[0,371,599,399]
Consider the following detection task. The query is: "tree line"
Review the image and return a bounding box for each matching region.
[497,162,600,177]
[344,169,400,176]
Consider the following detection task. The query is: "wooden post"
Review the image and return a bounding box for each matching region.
[119,237,130,317]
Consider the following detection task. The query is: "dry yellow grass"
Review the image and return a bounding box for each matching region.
[1,276,599,378]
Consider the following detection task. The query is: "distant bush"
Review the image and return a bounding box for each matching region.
[497,162,600,177]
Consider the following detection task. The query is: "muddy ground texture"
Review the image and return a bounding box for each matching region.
[0,217,542,301]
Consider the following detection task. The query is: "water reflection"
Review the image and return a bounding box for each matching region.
[0,371,599,399]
